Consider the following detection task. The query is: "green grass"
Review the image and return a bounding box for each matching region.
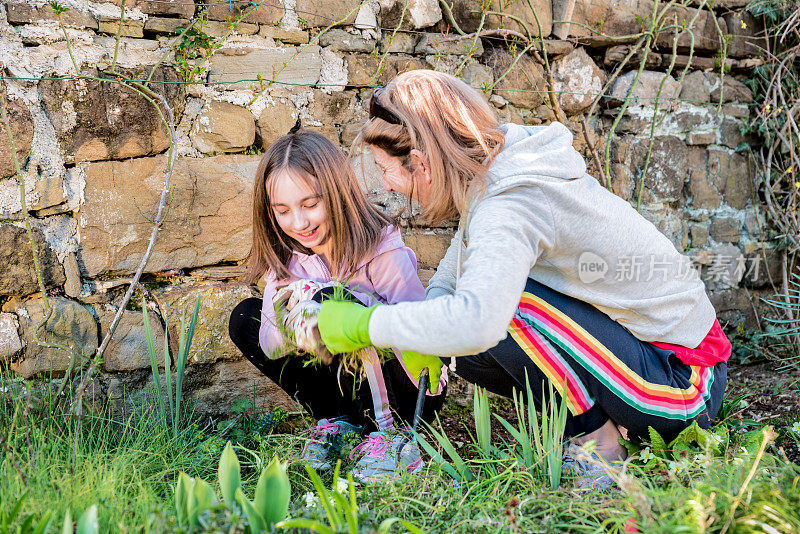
[2,384,799,533]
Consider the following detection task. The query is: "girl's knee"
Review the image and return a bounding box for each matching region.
[229,297,262,346]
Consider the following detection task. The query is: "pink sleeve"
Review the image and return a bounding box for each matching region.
[367,247,425,305]
[258,272,289,358]
[367,247,449,391]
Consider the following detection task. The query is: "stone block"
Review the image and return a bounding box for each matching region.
[320,29,376,53]
[259,25,310,44]
[295,0,362,27]
[708,287,757,329]
[0,313,23,361]
[552,47,606,115]
[484,48,547,110]
[629,136,687,204]
[678,71,711,105]
[414,33,483,56]
[709,217,740,243]
[77,154,261,276]
[688,171,722,210]
[378,32,418,54]
[604,45,661,69]
[98,308,167,372]
[656,5,724,53]
[0,95,33,180]
[104,0,195,18]
[154,283,260,365]
[206,0,284,25]
[40,68,184,164]
[344,54,424,87]
[689,224,709,246]
[208,46,322,89]
[709,75,753,104]
[63,252,82,298]
[191,101,256,154]
[5,1,98,29]
[718,118,750,150]
[707,148,752,209]
[461,63,494,90]
[401,230,455,270]
[0,223,66,297]
[687,131,716,146]
[721,11,767,58]
[143,17,189,35]
[11,297,98,379]
[183,359,294,419]
[308,91,359,124]
[743,247,782,288]
[552,0,651,40]
[258,100,299,148]
[606,71,680,109]
[98,17,144,38]
[203,20,260,38]
[442,0,551,37]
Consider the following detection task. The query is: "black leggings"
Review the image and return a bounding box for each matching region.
[229,297,446,433]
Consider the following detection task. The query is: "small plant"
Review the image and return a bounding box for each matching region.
[494,374,568,490]
[143,294,201,440]
[0,490,53,534]
[174,441,290,532]
[278,462,422,534]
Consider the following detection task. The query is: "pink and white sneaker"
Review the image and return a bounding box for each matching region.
[349,430,424,483]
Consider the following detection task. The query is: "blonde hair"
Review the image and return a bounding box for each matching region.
[356,70,505,224]
[246,130,392,283]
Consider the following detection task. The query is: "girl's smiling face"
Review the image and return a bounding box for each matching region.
[269,169,330,257]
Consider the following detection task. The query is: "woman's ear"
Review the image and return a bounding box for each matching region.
[409,149,432,183]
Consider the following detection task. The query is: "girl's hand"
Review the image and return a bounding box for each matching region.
[283,300,334,365]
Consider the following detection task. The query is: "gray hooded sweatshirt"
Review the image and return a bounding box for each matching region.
[368,122,717,357]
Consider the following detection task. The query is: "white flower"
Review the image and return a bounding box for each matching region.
[304,491,319,508]
[791,421,800,434]
[695,454,712,468]
[639,447,655,463]
[336,477,350,493]
[709,433,723,445]
[732,457,744,466]
[739,446,749,457]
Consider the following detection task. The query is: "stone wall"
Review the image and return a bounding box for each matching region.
[0,0,773,416]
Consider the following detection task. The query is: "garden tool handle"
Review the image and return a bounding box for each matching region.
[411,368,429,431]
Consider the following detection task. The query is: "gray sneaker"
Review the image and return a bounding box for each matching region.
[561,444,621,490]
[349,430,424,483]
[302,418,360,471]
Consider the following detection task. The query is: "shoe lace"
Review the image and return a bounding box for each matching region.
[350,434,391,460]
[309,421,339,443]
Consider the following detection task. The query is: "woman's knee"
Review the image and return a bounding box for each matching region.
[229,297,262,348]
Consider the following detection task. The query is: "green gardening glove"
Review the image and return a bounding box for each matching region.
[317,300,376,354]
[400,351,443,394]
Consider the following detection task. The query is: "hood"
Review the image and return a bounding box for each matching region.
[484,122,587,198]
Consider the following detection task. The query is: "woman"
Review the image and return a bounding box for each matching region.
[316,70,731,487]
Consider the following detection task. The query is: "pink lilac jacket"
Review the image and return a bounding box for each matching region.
[258,226,448,396]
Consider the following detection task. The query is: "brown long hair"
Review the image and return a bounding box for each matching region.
[246,130,392,283]
[355,70,505,224]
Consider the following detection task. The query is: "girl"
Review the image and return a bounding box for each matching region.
[228,129,447,482]
[315,71,731,489]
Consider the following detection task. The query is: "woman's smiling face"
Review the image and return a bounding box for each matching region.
[269,169,330,256]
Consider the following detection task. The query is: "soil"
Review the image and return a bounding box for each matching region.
[430,362,800,464]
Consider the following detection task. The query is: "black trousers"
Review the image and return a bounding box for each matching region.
[443,278,727,442]
[229,297,446,433]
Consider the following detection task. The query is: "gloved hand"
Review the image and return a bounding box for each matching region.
[400,351,443,394]
[317,300,375,354]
